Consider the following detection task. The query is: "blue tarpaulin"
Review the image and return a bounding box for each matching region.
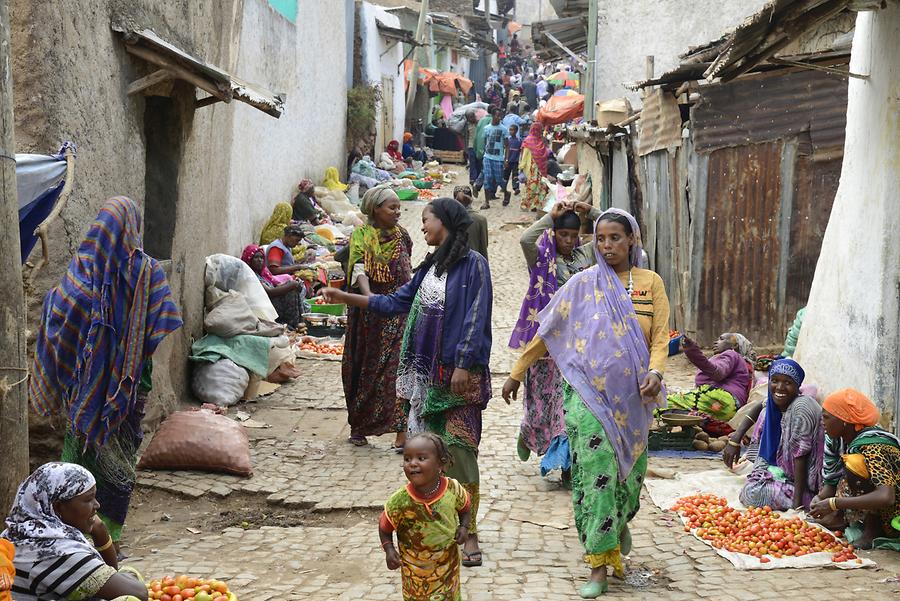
[17,142,74,263]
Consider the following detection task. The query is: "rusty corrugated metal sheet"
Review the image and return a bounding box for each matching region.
[786,155,842,312]
[698,142,785,344]
[638,89,682,156]
[691,69,848,154]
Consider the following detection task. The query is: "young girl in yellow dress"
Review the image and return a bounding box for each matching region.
[379,433,472,601]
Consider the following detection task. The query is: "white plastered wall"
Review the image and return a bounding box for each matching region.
[359,2,406,155]
[794,5,900,425]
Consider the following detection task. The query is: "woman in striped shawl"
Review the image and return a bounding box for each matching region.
[29,197,182,551]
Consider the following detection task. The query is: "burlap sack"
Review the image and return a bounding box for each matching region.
[137,409,252,476]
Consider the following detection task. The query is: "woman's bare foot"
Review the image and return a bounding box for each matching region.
[393,432,407,449]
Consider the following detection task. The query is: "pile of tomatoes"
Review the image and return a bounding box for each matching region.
[146,575,232,601]
[671,494,859,564]
[300,341,343,355]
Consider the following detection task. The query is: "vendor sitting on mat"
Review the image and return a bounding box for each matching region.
[666,333,755,422]
[266,224,311,276]
[809,388,900,549]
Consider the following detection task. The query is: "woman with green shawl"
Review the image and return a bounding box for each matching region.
[342,184,413,448]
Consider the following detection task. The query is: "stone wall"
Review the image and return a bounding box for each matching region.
[10,0,349,446]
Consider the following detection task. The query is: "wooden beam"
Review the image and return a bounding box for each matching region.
[123,43,231,103]
[127,68,173,96]
[195,95,224,109]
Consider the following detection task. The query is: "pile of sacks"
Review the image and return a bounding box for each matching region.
[189,254,303,407]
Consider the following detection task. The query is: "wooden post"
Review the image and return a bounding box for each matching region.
[0,0,30,511]
[584,0,598,122]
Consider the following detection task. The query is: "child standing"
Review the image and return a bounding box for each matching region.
[380,433,472,601]
[503,123,522,206]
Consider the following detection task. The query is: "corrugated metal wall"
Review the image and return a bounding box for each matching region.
[629,68,846,346]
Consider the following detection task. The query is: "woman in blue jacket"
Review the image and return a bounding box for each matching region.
[323,197,493,566]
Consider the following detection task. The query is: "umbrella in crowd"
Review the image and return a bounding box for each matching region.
[546,70,579,89]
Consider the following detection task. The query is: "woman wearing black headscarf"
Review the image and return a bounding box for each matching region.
[323,198,493,566]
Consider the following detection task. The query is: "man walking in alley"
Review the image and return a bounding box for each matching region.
[480,108,508,209]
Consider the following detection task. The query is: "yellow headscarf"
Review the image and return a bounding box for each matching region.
[323,167,347,191]
[841,453,869,479]
[259,203,293,245]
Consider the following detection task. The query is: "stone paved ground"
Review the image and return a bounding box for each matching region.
[124,172,900,600]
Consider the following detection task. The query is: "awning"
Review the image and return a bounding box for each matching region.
[376,20,423,47]
[112,24,285,118]
[532,17,587,64]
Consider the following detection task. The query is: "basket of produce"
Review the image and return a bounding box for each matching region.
[668,330,683,356]
[146,575,236,601]
[648,426,695,451]
[659,410,703,428]
[309,297,346,315]
[297,336,344,360]
[396,188,420,201]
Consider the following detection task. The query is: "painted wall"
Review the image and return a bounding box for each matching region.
[9,0,348,432]
[795,5,900,426]
[227,0,349,255]
[593,0,769,106]
[359,2,406,153]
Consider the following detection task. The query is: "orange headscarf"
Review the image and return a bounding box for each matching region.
[822,388,880,431]
[0,539,14,601]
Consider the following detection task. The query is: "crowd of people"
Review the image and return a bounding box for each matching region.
[2,58,897,601]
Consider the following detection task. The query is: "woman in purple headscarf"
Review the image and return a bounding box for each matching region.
[723,358,825,512]
[502,209,670,598]
[507,200,601,480]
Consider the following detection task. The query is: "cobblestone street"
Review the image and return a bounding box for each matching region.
[124,174,900,600]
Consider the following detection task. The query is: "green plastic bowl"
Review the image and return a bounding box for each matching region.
[397,188,420,201]
[310,303,346,316]
[412,180,434,189]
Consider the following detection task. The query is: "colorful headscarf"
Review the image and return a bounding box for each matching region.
[403,132,414,143]
[259,202,293,245]
[841,453,869,479]
[536,209,658,480]
[29,197,182,447]
[522,122,550,175]
[509,229,557,349]
[298,179,314,194]
[421,198,473,277]
[758,358,806,465]
[722,332,756,362]
[387,140,403,162]
[2,463,99,564]
[322,166,348,191]
[241,244,290,286]
[823,388,880,431]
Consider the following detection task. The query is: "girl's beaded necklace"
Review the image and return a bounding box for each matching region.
[419,477,442,498]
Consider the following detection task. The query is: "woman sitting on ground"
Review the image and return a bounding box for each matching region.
[242,244,306,330]
[809,388,899,549]
[2,463,148,601]
[666,333,755,422]
[292,180,330,225]
[723,359,824,511]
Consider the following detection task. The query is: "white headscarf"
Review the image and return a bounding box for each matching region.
[2,462,100,564]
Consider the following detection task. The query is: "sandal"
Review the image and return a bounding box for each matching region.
[347,436,368,447]
[461,550,483,567]
[579,580,608,599]
[390,444,405,454]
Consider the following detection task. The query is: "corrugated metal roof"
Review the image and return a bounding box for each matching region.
[690,68,848,153]
[532,16,587,62]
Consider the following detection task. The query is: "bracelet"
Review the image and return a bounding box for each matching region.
[828,497,838,512]
[743,414,755,423]
[94,537,114,552]
[726,440,741,448]
[648,369,663,381]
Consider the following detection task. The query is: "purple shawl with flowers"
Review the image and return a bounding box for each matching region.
[509,229,558,349]
[536,208,661,480]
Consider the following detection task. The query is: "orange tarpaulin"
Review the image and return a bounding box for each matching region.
[403,61,472,95]
[537,93,585,126]
[507,21,523,35]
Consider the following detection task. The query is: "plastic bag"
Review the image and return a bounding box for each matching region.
[137,409,252,476]
[204,254,278,322]
[346,182,360,206]
[191,359,250,407]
